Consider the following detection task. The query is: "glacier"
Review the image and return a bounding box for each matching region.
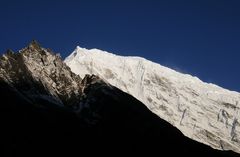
[65,46,240,153]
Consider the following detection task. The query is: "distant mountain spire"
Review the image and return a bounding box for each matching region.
[28,40,41,51]
[6,49,14,55]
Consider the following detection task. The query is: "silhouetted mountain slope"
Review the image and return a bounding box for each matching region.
[1,79,239,157]
[0,42,238,157]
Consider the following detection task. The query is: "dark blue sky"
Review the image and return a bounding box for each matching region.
[0,0,240,91]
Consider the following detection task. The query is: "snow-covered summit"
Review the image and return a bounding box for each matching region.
[65,46,240,153]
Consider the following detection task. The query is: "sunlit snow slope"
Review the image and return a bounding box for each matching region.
[65,46,240,153]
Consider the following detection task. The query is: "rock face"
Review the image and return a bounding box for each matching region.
[65,46,240,153]
[0,41,83,109]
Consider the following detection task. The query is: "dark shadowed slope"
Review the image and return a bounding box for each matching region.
[0,42,238,157]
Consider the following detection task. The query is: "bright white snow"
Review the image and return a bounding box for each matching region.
[65,46,240,153]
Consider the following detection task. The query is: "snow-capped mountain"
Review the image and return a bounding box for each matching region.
[0,41,238,156]
[65,46,240,153]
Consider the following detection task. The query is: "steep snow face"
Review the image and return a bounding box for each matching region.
[65,46,240,153]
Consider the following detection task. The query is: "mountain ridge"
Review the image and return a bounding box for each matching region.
[0,41,239,156]
[65,45,240,153]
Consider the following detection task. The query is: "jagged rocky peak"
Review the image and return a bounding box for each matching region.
[0,41,83,108]
[20,40,56,59]
[5,49,14,55]
[28,40,42,51]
